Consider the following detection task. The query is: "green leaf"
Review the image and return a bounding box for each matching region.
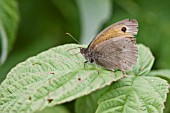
[0,44,124,113]
[133,44,155,76]
[96,76,169,113]
[37,105,70,113]
[0,0,19,65]
[164,94,170,113]
[148,70,170,83]
[75,86,109,113]
[76,0,112,44]
[147,69,170,113]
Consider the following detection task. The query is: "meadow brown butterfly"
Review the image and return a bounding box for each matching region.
[80,19,138,72]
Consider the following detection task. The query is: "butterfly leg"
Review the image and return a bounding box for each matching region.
[122,71,126,74]
[122,71,127,78]
[92,62,101,74]
[84,61,88,69]
[96,70,100,75]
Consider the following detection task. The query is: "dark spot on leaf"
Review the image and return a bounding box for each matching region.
[121,27,126,32]
[96,70,100,74]
[47,98,53,103]
[123,75,126,78]
[140,107,146,111]
[28,97,32,100]
[78,78,81,81]
[123,46,125,48]
[48,80,51,84]
[32,63,39,66]
[49,72,55,74]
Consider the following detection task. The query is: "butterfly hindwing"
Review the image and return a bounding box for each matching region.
[93,36,138,71]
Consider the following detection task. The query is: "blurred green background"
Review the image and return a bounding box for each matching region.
[0,0,170,112]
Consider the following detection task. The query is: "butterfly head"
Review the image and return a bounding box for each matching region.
[80,47,95,63]
[80,47,88,56]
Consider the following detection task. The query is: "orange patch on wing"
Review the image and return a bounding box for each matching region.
[91,25,132,48]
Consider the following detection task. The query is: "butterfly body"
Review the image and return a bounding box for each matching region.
[80,19,138,72]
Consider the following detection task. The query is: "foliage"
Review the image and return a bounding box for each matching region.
[0,0,170,113]
[0,44,169,113]
[0,0,19,65]
[37,105,70,113]
[0,44,124,112]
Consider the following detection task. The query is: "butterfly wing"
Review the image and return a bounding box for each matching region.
[93,36,138,71]
[88,19,138,50]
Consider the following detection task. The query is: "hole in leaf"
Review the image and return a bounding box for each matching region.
[49,72,55,74]
[78,78,81,81]
[47,98,53,103]
[28,97,32,100]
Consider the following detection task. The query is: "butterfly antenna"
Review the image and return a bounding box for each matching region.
[66,33,80,44]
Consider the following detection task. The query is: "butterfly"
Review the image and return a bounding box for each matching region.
[80,19,138,72]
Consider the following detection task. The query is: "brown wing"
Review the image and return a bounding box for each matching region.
[88,19,138,50]
[93,36,138,72]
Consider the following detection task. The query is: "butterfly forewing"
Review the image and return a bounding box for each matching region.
[88,19,138,50]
